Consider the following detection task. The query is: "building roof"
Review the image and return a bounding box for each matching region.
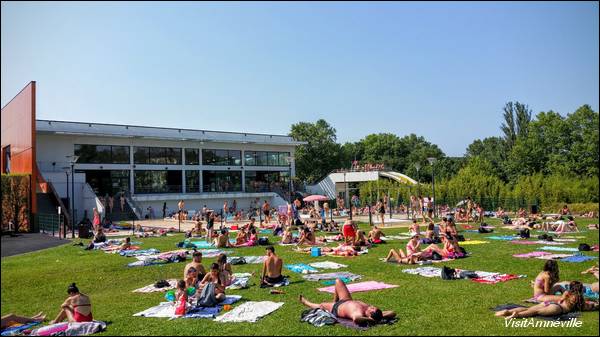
[36,119,306,146]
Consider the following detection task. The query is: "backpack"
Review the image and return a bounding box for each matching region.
[258,237,269,246]
[229,257,247,265]
[478,227,492,233]
[441,266,457,280]
[155,280,170,288]
[578,243,591,251]
[519,229,530,239]
[431,251,443,261]
[458,270,478,279]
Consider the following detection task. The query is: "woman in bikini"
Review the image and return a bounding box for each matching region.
[198,263,226,303]
[50,284,93,324]
[532,260,562,302]
[297,227,316,246]
[384,245,418,264]
[216,254,233,287]
[354,230,368,247]
[496,281,598,318]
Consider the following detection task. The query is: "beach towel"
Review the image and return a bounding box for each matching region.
[513,252,552,258]
[132,279,178,293]
[227,273,252,290]
[308,261,348,269]
[120,249,160,257]
[540,246,579,252]
[197,249,231,258]
[385,235,411,241]
[487,236,516,241]
[133,296,242,319]
[213,301,284,323]
[535,253,575,260]
[510,240,565,246]
[460,240,489,245]
[228,256,265,264]
[471,274,523,284]
[402,267,442,278]
[318,281,398,294]
[560,255,598,263]
[300,308,337,327]
[491,304,580,321]
[1,322,41,336]
[302,272,361,282]
[553,238,578,242]
[285,263,318,274]
[30,321,106,336]
[186,241,214,249]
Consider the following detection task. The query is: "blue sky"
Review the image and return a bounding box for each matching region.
[2,1,598,156]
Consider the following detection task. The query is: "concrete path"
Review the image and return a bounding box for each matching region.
[1,233,70,258]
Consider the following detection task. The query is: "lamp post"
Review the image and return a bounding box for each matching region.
[63,168,70,238]
[66,156,79,238]
[427,157,437,219]
[285,156,295,203]
[414,163,421,220]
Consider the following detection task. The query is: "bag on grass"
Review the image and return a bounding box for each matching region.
[478,227,492,233]
[155,280,170,288]
[229,257,247,265]
[441,266,457,280]
[258,237,269,246]
[578,243,591,252]
[519,229,530,239]
[458,270,478,279]
[431,251,443,261]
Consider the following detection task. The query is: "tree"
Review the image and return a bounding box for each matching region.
[289,119,343,183]
[465,136,507,180]
[565,104,599,177]
[501,101,532,149]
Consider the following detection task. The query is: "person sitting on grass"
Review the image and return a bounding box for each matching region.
[555,216,579,234]
[582,265,599,293]
[299,278,396,325]
[235,227,248,246]
[198,263,226,303]
[50,283,93,324]
[118,237,131,251]
[85,228,107,250]
[297,227,316,246]
[446,219,458,237]
[409,220,420,236]
[384,247,418,264]
[368,226,385,244]
[174,280,188,316]
[216,253,233,286]
[495,281,598,318]
[531,260,562,302]
[215,228,233,248]
[235,228,258,247]
[342,220,357,246]
[184,251,206,286]
[281,227,298,244]
[423,223,439,244]
[354,230,368,247]
[260,246,284,287]
[1,313,46,330]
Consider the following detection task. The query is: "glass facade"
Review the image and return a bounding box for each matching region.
[134,170,182,194]
[134,147,182,165]
[185,170,200,193]
[202,149,241,166]
[74,144,130,164]
[244,151,290,166]
[245,170,290,193]
[202,170,242,192]
[185,148,199,165]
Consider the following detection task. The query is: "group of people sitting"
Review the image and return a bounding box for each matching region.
[496,261,599,318]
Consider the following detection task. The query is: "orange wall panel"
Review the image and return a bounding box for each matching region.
[1,81,37,214]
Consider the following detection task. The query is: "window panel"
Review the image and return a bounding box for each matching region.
[149,147,166,165]
[185,148,199,165]
[134,147,150,164]
[256,151,268,166]
[244,151,255,166]
[185,170,200,193]
[111,146,130,164]
[229,150,241,166]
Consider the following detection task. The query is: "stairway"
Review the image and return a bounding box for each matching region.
[104,200,136,222]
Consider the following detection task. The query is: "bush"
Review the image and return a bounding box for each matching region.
[1,174,31,232]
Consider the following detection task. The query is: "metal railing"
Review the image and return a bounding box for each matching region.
[37,213,62,236]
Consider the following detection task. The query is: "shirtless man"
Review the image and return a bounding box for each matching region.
[368,226,385,244]
[261,246,284,286]
[262,200,271,224]
[215,228,233,248]
[299,278,395,325]
[184,251,206,285]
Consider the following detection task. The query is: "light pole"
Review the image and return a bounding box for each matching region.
[285,156,295,203]
[63,168,70,238]
[66,155,79,238]
[414,163,421,220]
[427,157,437,219]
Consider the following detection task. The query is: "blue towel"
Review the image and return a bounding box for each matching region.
[487,235,516,241]
[285,263,318,273]
[540,246,579,252]
[1,322,41,336]
[560,255,598,263]
[183,295,242,319]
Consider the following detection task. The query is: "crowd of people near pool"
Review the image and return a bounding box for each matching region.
[2,196,598,334]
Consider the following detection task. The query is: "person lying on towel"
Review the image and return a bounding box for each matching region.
[299,278,396,326]
[261,246,284,286]
[495,281,598,318]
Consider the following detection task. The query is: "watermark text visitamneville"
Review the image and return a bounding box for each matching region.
[504,318,583,328]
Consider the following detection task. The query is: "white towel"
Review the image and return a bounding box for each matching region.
[214,301,283,323]
[308,261,347,269]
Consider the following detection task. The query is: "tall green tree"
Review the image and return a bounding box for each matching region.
[465,136,507,179]
[501,101,532,149]
[289,119,343,183]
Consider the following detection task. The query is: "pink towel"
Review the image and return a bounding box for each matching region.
[317,281,398,294]
[513,252,551,258]
[510,240,538,245]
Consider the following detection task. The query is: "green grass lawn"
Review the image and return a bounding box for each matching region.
[2,218,599,336]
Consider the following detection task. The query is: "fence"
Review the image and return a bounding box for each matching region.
[37,212,62,236]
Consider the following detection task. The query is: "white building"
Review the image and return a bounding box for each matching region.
[35,119,305,221]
